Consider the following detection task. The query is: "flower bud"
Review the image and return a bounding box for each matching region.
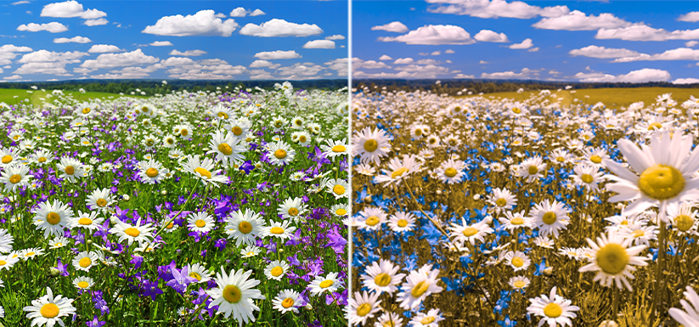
[543,267,553,276]
[49,267,60,277]
[122,194,130,201]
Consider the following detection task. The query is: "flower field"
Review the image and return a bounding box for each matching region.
[350,88,699,326]
[0,82,348,326]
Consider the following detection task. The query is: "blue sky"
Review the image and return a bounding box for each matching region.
[353,0,699,84]
[0,0,348,81]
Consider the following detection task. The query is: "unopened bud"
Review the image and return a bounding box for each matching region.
[599,321,618,327]
[122,194,130,201]
[49,267,60,277]
[543,267,553,276]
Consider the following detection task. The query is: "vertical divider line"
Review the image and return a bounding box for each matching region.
[346,0,353,324]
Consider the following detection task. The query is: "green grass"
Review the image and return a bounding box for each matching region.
[458,87,699,109]
[0,88,147,107]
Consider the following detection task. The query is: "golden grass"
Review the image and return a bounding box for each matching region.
[458,87,699,110]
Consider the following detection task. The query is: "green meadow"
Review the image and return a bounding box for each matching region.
[0,88,147,107]
[460,87,699,109]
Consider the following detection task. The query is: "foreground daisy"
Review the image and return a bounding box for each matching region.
[604,131,699,218]
[109,219,155,246]
[578,230,648,291]
[526,286,580,327]
[352,127,392,164]
[309,272,341,295]
[272,289,302,314]
[397,266,443,310]
[206,268,265,326]
[349,291,381,326]
[360,259,406,295]
[669,286,699,327]
[23,287,76,327]
[181,155,229,186]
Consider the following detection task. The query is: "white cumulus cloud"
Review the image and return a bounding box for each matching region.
[250,9,265,17]
[88,44,123,53]
[17,22,68,33]
[303,40,335,49]
[84,18,108,26]
[673,78,699,84]
[230,7,248,17]
[54,36,91,43]
[678,11,699,22]
[325,34,345,40]
[426,0,570,19]
[569,45,642,58]
[239,19,323,37]
[253,50,301,60]
[532,10,631,31]
[574,68,671,83]
[150,41,173,46]
[378,25,475,45]
[169,49,207,56]
[40,1,106,19]
[371,21,409,33]
[474,29,509,42]
[81,49,159,69]
[509,38,533,49]
[142,10,239,37]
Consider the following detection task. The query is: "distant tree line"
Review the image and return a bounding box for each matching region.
[0,79,349,95]
[353,79,699,95]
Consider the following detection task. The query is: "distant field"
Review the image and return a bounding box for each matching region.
[459,87,699,109]
[0,88,147,107]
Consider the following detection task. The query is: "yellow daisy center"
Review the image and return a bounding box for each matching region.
[319,279,334,288]
[543,303,563,318]
[288,207,299,216]
[511,257,524,268]
[38,157,47,163]
[40,303,60,318]
[232,126,243,135]
[195,219,206,228]
[282,298,295,308]
[365,216,380,226]
[581,174,594,184]
[46,212,61,225]
[332,145,346,153]
[513,280,526,288]
[64,166,74,175]
[271,266,283,277]
[397,219,408,228]
[511,217,524,225]
[496,198,507,207]
[356,303,372,317]
[78,217,92,225]
[512,107,521,114]
[374,273,391,287]
[391,167,408,179]
[218,143,233,155]
[462,227,478,237]
[270,227,285,234]
[9,174,21,184]
[77,281,89,288]
[363,139,378,152]
[189,272,202,281]
[675,214,694,232]
[1,155,12,164]
[590,155,602,164]
[421,317,436,324]
[217,112,229,119]
[194,167,211,179]
[274,149,287,159]
[124,227,140,237]
[542,212,557,225]
[238,221,252,234]
[528,165,538,175]
[335,208,347,216]
[411,281,430,297]
[96,198,107,207]
[632,230,645,238]
[146,168,159,178]
[638,164,685,200]
[79,257,92,268]
[444,167,458,178]
[648,122,662,131]
[181,129,189,136]
[222,285,242,303]
[333,185,345,195]
[556,156,565,163]
[596,243,629,275]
